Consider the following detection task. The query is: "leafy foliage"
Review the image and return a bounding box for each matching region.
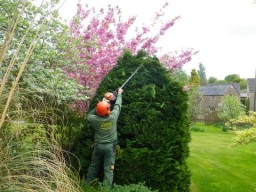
[0,0,88,112]
[72,51,191,192]
[189,69,200,87]
[82,182,157,192]
[226,112,256,145]
[197,63,207,86]
[224,74,241,83]
[234,127,256,145]
[111,182,158,192]
[0,0,87,147]
[227,111,256,128]
[218,95,246,122]
[208,76,218,84]
[21,66,88,104]
[239,78,247,91]
[170,69,189,87]
[188,89,202,123]
[187,69,202,122]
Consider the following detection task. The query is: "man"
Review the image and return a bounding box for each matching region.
[86,88,123,187]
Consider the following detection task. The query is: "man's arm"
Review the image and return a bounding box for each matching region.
[110,88,123,118]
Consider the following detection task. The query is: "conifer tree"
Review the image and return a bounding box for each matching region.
[197,63,207,85]
[188,69,202,123]
[189,69,200,87]
[72,51,191,192]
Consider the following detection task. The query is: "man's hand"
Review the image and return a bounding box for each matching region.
[118,88,123,95]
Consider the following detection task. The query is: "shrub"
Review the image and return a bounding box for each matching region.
[234,128,256,145]
[112,182,158,192]
[72,51,191,192]
[81,182,157,192]
[190,126,205,132]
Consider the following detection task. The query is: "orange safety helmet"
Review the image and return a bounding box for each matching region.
[95,101,111,116]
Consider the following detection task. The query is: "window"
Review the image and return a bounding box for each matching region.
[208,106,216,111]
[210,96,216,100]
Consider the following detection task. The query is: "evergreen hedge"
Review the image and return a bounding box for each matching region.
[72,51,191,192]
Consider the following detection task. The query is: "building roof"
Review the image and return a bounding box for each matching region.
[199,83,240,96]
[247,78,256,93]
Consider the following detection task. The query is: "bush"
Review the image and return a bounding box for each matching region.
[112,182,158,192]
[234,128,256,145]
[81,182,157,192]
[190,126,205,132]
[72,51,191,192]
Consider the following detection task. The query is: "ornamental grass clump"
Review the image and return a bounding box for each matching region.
[0,1,87,191]
[0,123,83,192]
[72,51,191,192]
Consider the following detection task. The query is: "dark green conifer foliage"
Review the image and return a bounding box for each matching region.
[73,51,191,192]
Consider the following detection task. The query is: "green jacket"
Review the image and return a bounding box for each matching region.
[87,94,122,143]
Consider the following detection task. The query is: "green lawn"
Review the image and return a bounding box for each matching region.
[188,123,256,192]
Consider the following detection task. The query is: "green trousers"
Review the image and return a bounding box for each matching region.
[86,142,116,186]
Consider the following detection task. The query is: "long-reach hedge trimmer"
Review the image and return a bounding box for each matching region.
[120,65,143,89]
[104,65,143,155]
[104,65,143,104]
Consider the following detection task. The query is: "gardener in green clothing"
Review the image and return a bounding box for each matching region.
[86,88,123,187]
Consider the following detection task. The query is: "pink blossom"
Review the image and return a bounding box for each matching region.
[66,2,196,112]
[183,85,190,92]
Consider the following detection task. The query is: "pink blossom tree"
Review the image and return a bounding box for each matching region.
[68,2,197,111]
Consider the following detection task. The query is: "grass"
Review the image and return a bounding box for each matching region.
[0,122,84,192]
[188,122,256,192]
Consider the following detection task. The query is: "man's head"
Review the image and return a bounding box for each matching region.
[95,101,111,116]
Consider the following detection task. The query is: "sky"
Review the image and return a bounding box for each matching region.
[57,0,256,80]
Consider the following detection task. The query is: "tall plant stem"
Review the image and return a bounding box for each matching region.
[0,1,23,68]
[0,33,39,129]
[0,1,65,129]
[0,17,39,98]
